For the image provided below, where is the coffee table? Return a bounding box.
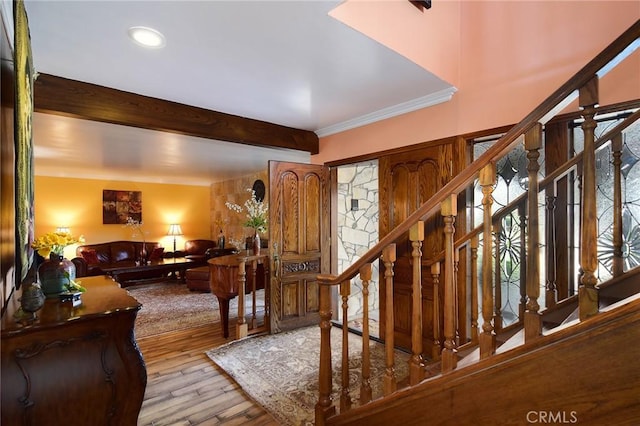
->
[102,257,200,286]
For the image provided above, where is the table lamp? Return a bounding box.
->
[167,224,183,253]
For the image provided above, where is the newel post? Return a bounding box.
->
[409,221,425,385]
[441,194,458,372]
[315,275,336,425]
[479,163,497,359]
[578,76,600,320]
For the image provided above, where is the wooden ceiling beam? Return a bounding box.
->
[33,73,319,154]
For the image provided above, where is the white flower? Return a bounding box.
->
[226,188,268,233]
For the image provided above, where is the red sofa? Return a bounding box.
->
[72,240,163,278]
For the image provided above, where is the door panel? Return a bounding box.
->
[379,143,455,351]
[269,161,330,333]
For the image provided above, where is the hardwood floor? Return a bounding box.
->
[136,322,279,425]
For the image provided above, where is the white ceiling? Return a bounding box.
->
[24,0,454,185]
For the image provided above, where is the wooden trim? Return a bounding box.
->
[33,73,319,154]
[324,135,458,168]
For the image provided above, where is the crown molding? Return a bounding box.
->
[315,86,457,138]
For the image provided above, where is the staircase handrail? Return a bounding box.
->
[320,19,640,286]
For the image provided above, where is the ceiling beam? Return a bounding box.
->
[33,73,319,154]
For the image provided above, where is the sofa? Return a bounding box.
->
[72,239,235,286]
[72,240,164,280]
[181,239,218,263]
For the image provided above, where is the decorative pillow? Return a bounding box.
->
[80,249,100,265]
[149,247,165,261]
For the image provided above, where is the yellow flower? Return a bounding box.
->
[31,231,85,258]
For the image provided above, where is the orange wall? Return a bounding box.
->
[34,176,211,258]
[316,1,640,165]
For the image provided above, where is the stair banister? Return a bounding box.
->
[320,20,640,289]
[315,19,639,426]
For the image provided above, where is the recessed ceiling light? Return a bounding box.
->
[127,26,166,49]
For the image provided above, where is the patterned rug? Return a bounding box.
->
[206,325,410,425]
[128,282,220,338]
[129,281,266,338]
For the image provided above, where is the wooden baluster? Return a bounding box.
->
[518,204,528,320]
[525,123,542,341]
[493,219,503,333]
[453,247,461,347]
[479,164,497,359]
[359,264,373,405]
[470,236,479,344]
[441,194,458,373]
[409,221,425,385]
[382,244,397,395]
[315,277,336,425]
[612,133,624,277]
[237,258,248,339]
[579,77,600,320]
[545,191,558,308]
[339,281,352,412]
[431,262,441,360]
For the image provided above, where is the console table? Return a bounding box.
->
[208,253,270,339]
[1,276,146,425]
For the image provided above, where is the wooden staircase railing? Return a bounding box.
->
[315,19,640,425]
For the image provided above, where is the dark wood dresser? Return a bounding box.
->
[1,275,147,425]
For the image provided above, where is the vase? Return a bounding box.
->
[20,282,46,318]
[217,229,226,249]
[38,253,76,298]
[140,242,148,265]
[252,232,260,255]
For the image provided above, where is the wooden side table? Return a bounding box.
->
[208,253,270,339]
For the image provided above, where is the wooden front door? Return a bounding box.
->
[379,139,463,353]
[268,161,330,333]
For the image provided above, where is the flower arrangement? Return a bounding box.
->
[31,230,85,258]
[225,188,268,233]
[64,271,86,293]
[124,216,146,239]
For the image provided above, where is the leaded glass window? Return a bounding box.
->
[571,110,640,282]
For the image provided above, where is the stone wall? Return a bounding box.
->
[336,160,379,322]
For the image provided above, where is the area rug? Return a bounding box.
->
[128,282,221,338]
[206,325,410,425]
[129,282,266,338]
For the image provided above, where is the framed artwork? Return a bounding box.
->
[103,190,142,224]
[14,0,35,285]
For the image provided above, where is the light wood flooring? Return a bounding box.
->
[136,322,279,426]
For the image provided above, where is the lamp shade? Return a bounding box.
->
[167,224,183,236]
